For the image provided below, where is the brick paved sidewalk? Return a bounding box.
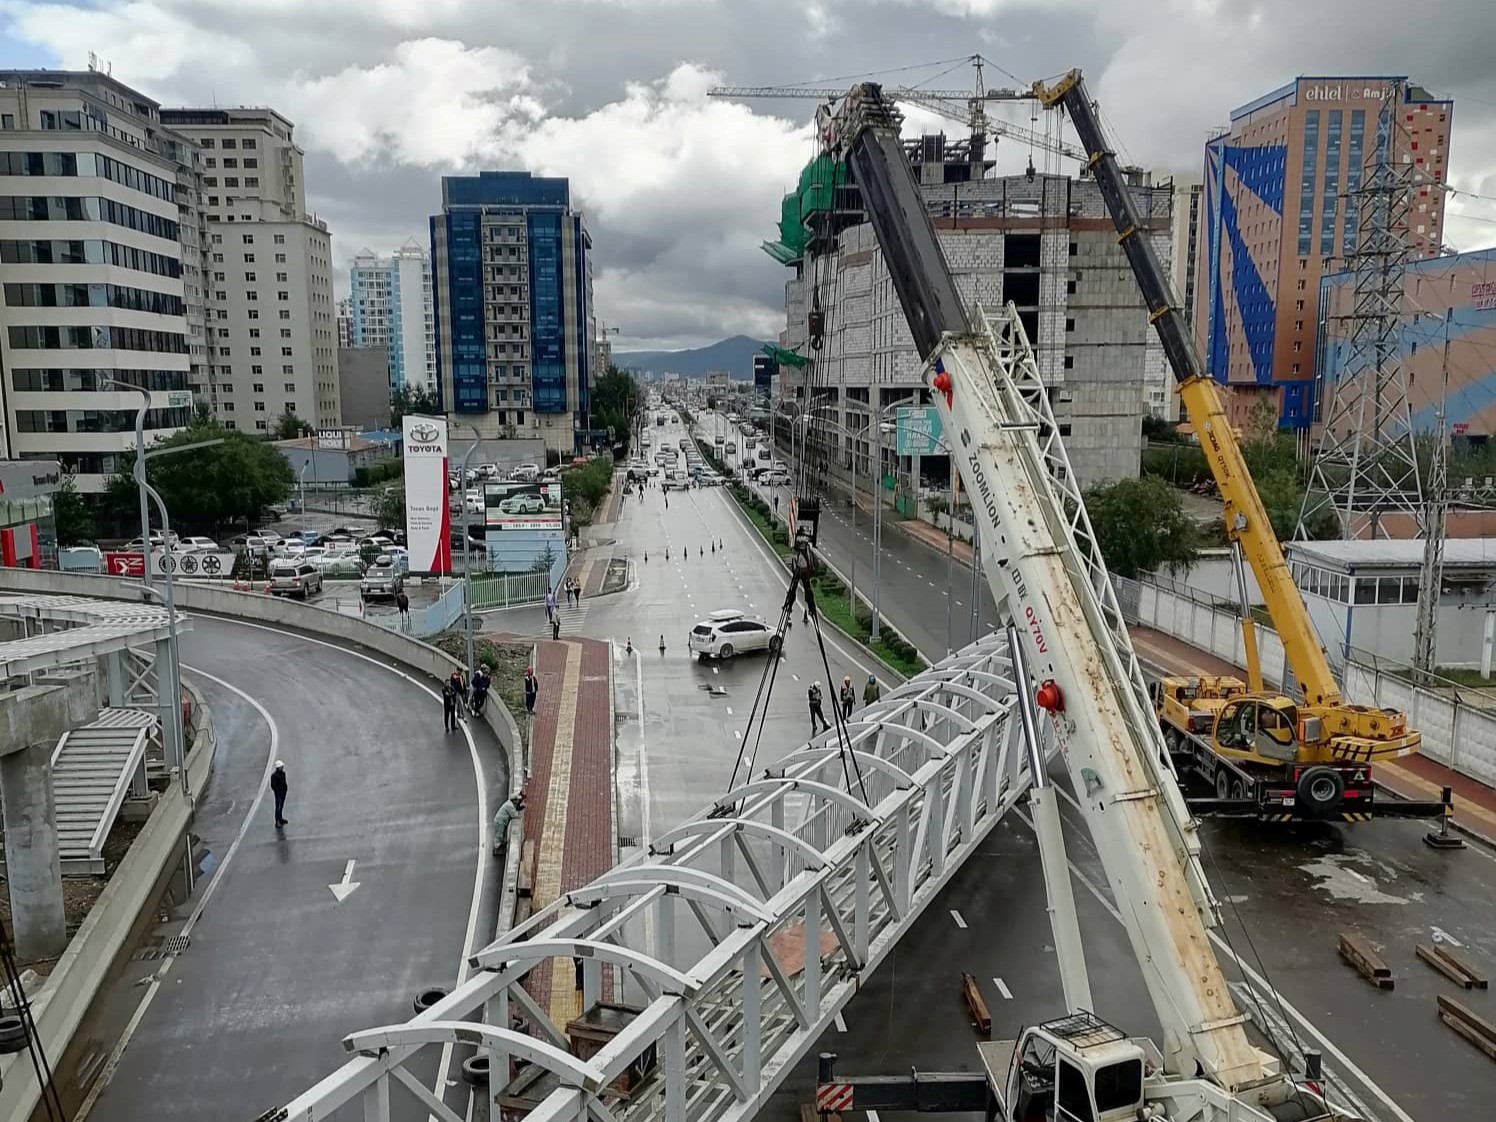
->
[1132,625,1496,844]
[516,636,615,1026]
[895,512,976,567]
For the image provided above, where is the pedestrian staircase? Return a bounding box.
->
[50,708,155,874]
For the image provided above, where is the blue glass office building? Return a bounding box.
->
[430,171,595,452]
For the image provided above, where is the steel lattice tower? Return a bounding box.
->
[1299,87,1424,541]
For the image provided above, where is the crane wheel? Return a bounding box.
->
[1296,766,1346,814]
[1214,768,1232,800]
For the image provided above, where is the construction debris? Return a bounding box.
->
[1337,932,1394,990]
[962,972,992,1036]
[1416,944,1489,989]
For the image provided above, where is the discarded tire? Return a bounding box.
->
[413,987,449,1014]
[1296,766,1345,814]
[0,1014,28,1053]
[462,1054,491,1086]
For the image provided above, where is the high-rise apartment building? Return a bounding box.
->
[0,69,195,489]
[336,296,352,348]
[348,240,435,392]
[776,138,1172,486]
[1194,76,1453,431]
[158,106,340,432]
[430,171,595,452]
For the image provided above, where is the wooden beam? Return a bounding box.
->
[1338,932,1393,990]
[961,972,991,1037]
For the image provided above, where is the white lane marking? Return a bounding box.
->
[329,858,361,903]
[713,666,719,675]
[833,1012,847,1033]
[1431,925,1463,947]
[950,909,967,929]
[867,1112,882,1122]
[76,663,279,1121]
[792,673,800,682]
[725,707,733,715]
[734,730,742,740]
[1018,801,1415,1122]
[183,617,489,1113]
[993,976,1013,1000]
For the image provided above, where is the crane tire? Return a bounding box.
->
[1214,768,1231,800]
[1296,766,1346,814]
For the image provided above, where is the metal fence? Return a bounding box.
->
[468,570,549,612]
[367,579,467,639]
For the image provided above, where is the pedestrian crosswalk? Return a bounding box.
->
[541,602,590,636]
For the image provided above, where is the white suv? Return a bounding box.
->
[688,610,781,660]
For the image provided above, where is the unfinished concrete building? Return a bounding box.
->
[771,134,1173,490]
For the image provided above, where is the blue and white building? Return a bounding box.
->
[348,240,434,393]
[430,171,595,454]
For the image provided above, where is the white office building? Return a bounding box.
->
[0,69,195,490]
[349,240,435,393]
[158,105,340,431]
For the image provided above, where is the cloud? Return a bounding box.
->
[3,0,1495,350]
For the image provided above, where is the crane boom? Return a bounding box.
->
[1033,70,1343,709]
[820,82,1269,1095]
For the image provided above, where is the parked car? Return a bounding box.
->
[312,550,363,577]
[58,545,104,573]
[688,610,780,660]
[499,492,546,515]
[510,463,540,482]
[268,558,324,599]
[360,557,404,601]
[124,531,179,552]
[177,536,220,553]
[663,471,692,492]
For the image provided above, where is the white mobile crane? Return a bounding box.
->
[801,78,1346,1122]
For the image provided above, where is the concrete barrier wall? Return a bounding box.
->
[0,680,218,1121]
[1134,578,1496,788]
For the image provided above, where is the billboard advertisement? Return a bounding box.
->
[483,481,564,532]
[402,415,451,574]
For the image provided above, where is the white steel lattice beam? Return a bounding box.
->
[256,632,1033,1122]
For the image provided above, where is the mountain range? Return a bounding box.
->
[613,334,769,379]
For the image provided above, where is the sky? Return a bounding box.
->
[3,0,1495,351]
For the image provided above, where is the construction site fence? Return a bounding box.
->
[1111,571,1496,789]
[467,570,549,612]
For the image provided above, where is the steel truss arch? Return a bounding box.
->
[256,631,1034,1122]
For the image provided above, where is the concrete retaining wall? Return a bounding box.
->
[0,680,218,1121]
[1132,578,1496,789]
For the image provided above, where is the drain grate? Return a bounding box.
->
[617,835,639,849]
[136,934,191,961]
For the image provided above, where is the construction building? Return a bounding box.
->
[348,240,435,393]
[773,135,1172,488]
[158,105,341,431]
[430,171,596,453]
[1195,76,1453,431]
[0,69,196,490]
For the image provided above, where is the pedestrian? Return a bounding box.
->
[270,760,289,828]
[552,614,561,641]
[574,579,583,606]
[450,668,469,716]
[396,589,411,629]
[807,682,830,736]
[524,666,538,719]
[492,791,525,858]
[442,678,458,732]
[545,584,558,622]
[863,673,881,707]
[471,664,491,716]
[839,675,855,722]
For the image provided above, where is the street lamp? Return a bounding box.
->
[447,421,483,679]
[298,461,311,537]
[869,394,917,642]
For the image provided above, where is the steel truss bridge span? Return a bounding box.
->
[264,632,1036,1122]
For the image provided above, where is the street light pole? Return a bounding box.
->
[103,378,156,588]
[299,461,311,537]
[456,431,481,677]
[871,401,883,642]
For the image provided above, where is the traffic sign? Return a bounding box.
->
[103,551,145,577]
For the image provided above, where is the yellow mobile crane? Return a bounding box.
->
[1034,70,1450,824]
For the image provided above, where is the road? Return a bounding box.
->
[684,411,1496,1121]
[80,616,506,1121]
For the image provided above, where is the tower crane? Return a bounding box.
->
[707,78,1086,165]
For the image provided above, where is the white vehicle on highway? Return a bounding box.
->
[688,610,781,661]
[763,469,791,486]
[662,470,692,492]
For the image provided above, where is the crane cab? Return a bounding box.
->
[984,1013,1148,1122]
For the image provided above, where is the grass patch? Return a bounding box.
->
[722,479,925,678]
[434,634,533,729]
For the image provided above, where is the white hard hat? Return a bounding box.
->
[274,760,285,769]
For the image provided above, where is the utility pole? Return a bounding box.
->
[1412,309,1453,678]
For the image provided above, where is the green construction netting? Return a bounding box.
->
[771,154,847,263]
[763,345,808,369]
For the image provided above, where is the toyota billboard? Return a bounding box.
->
[483,481,563,532]
[402,415,451,574]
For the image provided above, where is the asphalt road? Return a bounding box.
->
[685,412,1496,1121]
[81,616,506,1121]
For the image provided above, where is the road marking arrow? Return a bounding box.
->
[329,859,361,904]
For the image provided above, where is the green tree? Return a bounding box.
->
[1085,475,1200,580]
[591,366,641,453]
[372,482,405,530]
[51,465,95,546]
[1141,414,1182,444]
[530,541,558,575]
[389,384,441,428]
[105,418,294,532]
[193,400,215,426]
[273,406,313,441]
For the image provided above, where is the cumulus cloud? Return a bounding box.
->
[3,0,1495,349]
